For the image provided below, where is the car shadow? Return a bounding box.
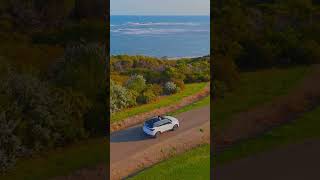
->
[110,125,153,143]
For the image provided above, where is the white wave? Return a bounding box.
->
[111,28,208,35]
[126,22,200,26]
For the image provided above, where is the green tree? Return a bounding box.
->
[125,74,146,93]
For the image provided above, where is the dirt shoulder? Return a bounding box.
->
[111,84,210,132]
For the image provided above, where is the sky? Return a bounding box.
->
[110,0,210,16]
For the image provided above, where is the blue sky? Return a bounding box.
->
[111,0,210,15]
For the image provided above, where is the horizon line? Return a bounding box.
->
[110,14,210,16]
[110,12,210,16]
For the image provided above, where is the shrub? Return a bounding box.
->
[171,79,185,90]
[125,74,146,93]
[164,81,180,95]
[0,70,90,172]
[137,89,157,104]
[110,80,136,113]
[148,84,163,96]
[136,84,163,104]
[110,73,129,85]
[48,43,107,135]
[0,106,21,173]
[164,66,185,82]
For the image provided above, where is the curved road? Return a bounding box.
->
[110,106,210,179]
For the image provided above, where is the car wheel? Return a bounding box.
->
[172,124,178,131]
[154,132,160,138]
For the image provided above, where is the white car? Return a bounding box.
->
[143,116,179,138]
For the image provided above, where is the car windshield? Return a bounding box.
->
[145,117,161,128]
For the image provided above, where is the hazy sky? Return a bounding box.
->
[111,0,210,15]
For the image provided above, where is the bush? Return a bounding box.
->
[110,73,129,85]
[0,70,90,172]
[0,106,21,173]
[171,79,185,90]
[48,43,107,135]
[164,81,180,95]
[125,74,146,93]
[164,66,185,82]
[148,84,163,96]
[110,80,136,113]
[137,89,157,104]
[136,84,163,104]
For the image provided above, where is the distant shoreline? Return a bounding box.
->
[110,54,209,60]
[166,56,201,60]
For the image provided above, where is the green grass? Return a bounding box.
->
[0,138,108,180]
[111,83,208,123]
[130,144,210,180]
[216,105,320,164]
[169,95,210,115]
[213,66,309,129]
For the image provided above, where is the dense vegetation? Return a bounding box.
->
[110,55,210,113]
[0,0,106,173]
[111,83,208,123]
[213,0,320,97]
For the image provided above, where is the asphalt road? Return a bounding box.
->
[110,106,210,178]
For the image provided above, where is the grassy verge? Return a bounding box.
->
[169,95,210,115]
[111,83,208,123]
[129,144,210,180]
[213,66,309,129]
[217,105,320,164]
[0,138,107,180]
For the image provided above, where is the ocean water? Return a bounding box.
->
[110,16,210,58]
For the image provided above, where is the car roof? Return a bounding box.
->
[146,116,176,123]
[146,116,161,123]
[163,116,176,120]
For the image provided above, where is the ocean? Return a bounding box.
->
[110,16,210,58]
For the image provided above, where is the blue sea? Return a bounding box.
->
[110,16,210,58]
